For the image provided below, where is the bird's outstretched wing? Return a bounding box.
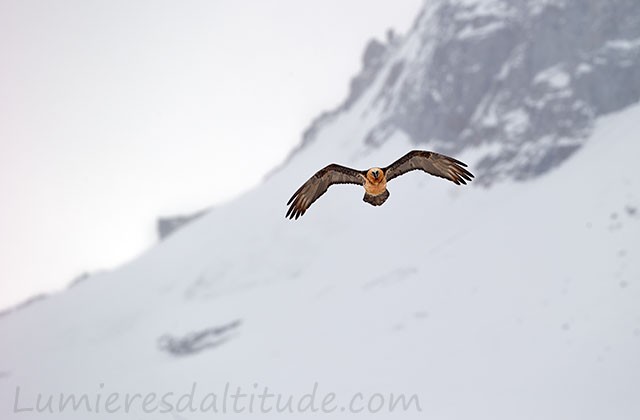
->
[286,164,365,219]
[383,150,474,185]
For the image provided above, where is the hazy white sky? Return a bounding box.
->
[0,0,423,310]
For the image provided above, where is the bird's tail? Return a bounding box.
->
[363,190,389,206]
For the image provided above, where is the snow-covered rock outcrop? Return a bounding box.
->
[290,0,640,184]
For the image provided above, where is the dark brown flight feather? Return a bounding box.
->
[286,164,365,220]
[383,150,474,185]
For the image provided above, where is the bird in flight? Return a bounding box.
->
[286,150,473,219]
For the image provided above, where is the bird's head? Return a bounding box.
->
[367,167,383,183]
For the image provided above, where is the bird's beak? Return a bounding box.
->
[372,171,379,179]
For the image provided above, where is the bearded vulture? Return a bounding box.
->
[285,150,473,220]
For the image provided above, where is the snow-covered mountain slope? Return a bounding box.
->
[1,103,639,420]
[2,0,640,419]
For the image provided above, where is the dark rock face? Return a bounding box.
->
[302,0,640,184]
[157,209,208,240]
[157,319,242,356]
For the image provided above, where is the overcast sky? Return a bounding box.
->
[0,0,423,311]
